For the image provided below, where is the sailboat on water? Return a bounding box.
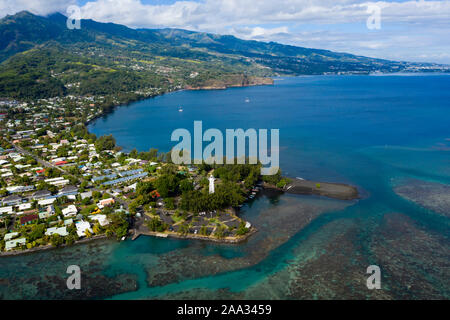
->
[245,97,250,103]
[178,106,183,112]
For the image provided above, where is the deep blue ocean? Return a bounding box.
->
[1,75,449,299]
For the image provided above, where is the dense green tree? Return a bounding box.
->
[95,135,116,152]
[146,218,168,232]
[179,179,194,193]
[155,174,179,198]
[105,212,129,239]
[27,224,45,242]
[50,234,64,247]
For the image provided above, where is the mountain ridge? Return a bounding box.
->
[0,11,448,99]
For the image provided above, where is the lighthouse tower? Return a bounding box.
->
[208,175,215,194]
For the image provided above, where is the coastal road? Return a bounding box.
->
[9,140,68,174]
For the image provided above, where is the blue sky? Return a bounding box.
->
[1,0,449,63]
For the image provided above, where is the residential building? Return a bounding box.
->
[38,198,56,206]
[19,214,38,225]
[90,214,109,226]
[32,189,52,200]
[76,220,93,237]
[0,206,13,215]
[4,232,19,241]
[2,194,22,206]
[45,227,68,237]
[99,198,115,208]
[58,185,78,197]
[62,205,77,217]
[80,191,92,200]
[17,203,32,211]
[5,238,26,251]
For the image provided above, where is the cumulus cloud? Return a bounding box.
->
[73,0,450,28]
[230,26,291,41]
[0,0,449,63]
[0,0,76,17]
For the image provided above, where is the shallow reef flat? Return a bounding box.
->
[157,212,449,300]
[241,217,391,300]
[394,179,450,217]
[0,239,138,300]
[145,193,352,288]
[370,213,450,299]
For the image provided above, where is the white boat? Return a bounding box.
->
[121,236,126,241]
[245,98,250,103]
[296,177,305,180]
[178,106,183,112]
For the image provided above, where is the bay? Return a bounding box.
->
[1,75,449,299]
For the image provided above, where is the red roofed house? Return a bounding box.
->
[54,161,68,166]
[20,214,38,225]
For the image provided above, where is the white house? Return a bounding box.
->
[0,206,13,215]
[80,191,92,200]
[90,214,109,227]
[5,238,26,251]
[38,198,56,206]
[45,227,68,237]
[17,203,32,211]
[62,205,77,217]
[4,232,19,241]
[76,221,93,237]
[39,211,51,219]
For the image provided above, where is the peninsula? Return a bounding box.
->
[265,179,359,200]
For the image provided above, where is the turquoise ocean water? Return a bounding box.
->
[1,75,449,299]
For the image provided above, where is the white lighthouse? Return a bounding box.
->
[208,175,215,194]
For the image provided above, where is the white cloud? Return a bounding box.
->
[0,0,76,17]
[231,26,290,41]
[73,0,450,28]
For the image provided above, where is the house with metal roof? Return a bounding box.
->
[58,185,78,197]
[32,189,52,200]
[2,194,22,206]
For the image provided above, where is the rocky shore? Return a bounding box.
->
[131,227,257,244]
[264,179,359,200]
[185,75,274,90]
[0,234,108,257]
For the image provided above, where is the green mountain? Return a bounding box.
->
[0,11,446,99]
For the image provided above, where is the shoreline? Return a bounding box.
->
[131,227,257,244]
[0,234,109,258]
